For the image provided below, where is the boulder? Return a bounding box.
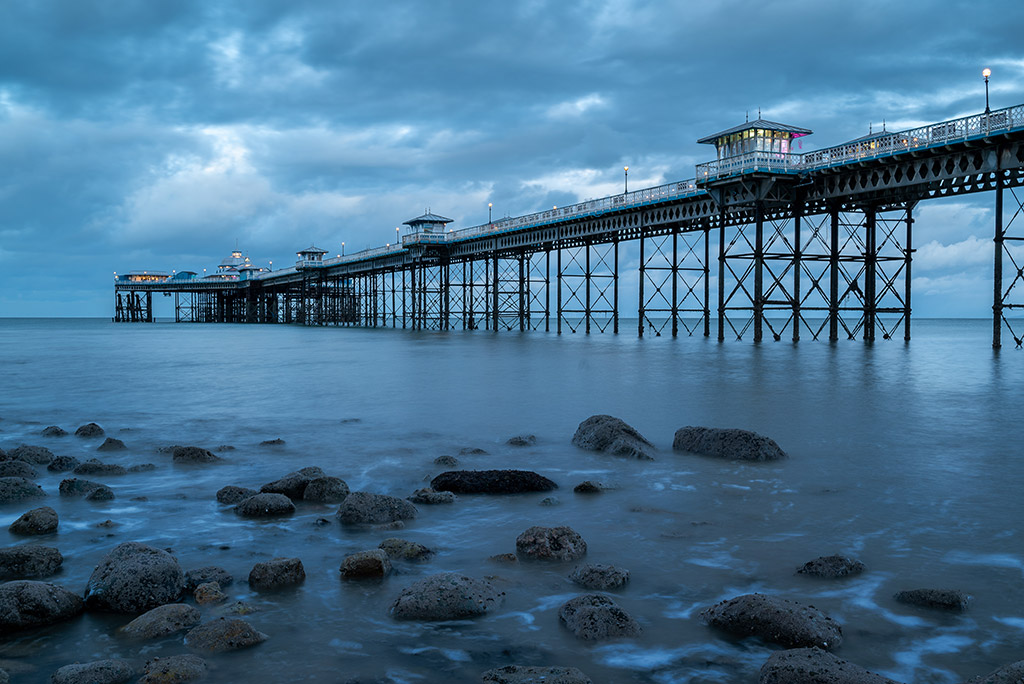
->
[75,423,105,437]
[118,603,201,639]
[128,463,156,473]
[516,526,587,561]
[74,459,127,476]
[184,617,267,653]
[540,496,560,506]
[41,426,68,437]
[893,588,969,612]
[673,426,787,461]
[303,476,350,503]
[84,542,185,613]
[9,445,55,464]
[47,455,80,473]
[259,438,285,446]
[0,580,84,633]
[489,553,518,564]
[341,550,392,579]
[97,438,127,452]
[194,581,227,605]
[59,478,104,496]
[430,470,557,494]
[558,594,642,641]
[378,538,434,562]
[433,455,458,467]
[482,665,593,684]
[234,493,295,517]
[569,564,630,590]
[965,660,1024,684]
[171,446,221,464]
[797,556,866,578]
[86,485,115,502]
[216,485,257,504]
[506,435,537,447]
[51,659,134,684]
[336,492,418,525]
[0,461,37,479]
[0,477,45,504]
[408,487,455,504]
[759,647,902,684]
[0,546,62,579]
[248,557,305,591]
[571,415,654,460]
[389,573,503,621]
[8,506,58,535]
[137,655,207,684]
[260,467,325,499]
[184,566,232,591]
[701,593,842,650]
[573,481,605,494]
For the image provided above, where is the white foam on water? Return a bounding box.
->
[887,632,973,683]
[493,611,537,628]
[993,616,1024,630]
[719,483,751,491]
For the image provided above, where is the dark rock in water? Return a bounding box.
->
[248,557,305,590]
[9,445,54,465]
[569,563,630,590]
[59,478,103,496]
[389,572,503,620]
[9,506,58,535]
[336,491,418,525]
[571,415,654,460]
[433,455,458,467]
[75,423,105,438]
[0,546,63,579]
[84,542,185,614]
[379,538,434,562]
[41,426,68,437]
[506,435,537,447]
[0,461,37,479]
[0,477,45,503]
[97,438,127,452]
[797,555,866,578]
[430,470,557,494]
[540,496,560,506]
[259,438,285,446]
[185,566,233,591]
[459,447,488,456]
[673,426,787,461]
[489,553,518,564]
[759,647,902,684]
[86,485,115,501]
[234,493,295,517]
[47,455,80,473]
[137,654,207,684]
[261,466,325,499]
[482,665,593,684]
[171,446,221,464]
[965,660,1024,684]
[408,487,455,504]
[341,550,392,579]
[304,476,350,503]
[214,445,235,452]
[184,617,267,652]
[155,445,180,454]
[74,459,127,476]
[559,594,642,641]
[119,603,201,639]
[51,659,134,684]
[573,480,605,494]
[194,581,226,605]
[516,526,587,561]
[216,485,257,505]
[0,580,84,633]
[701,593,842,650]
[893,588,969,612]
[127,463,156,473]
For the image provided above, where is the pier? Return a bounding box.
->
[115,103,1024,347]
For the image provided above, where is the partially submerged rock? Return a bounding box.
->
[41,426,68,437]
[75,423,105,437]
[378,538,434,562]
[47,455,80,473]
[234,493,295,517]
[506,435,537,447]
[0,580,84,633]
[673,426,787,461]
[84,542,185,614]
[482,665,593,684]
[701,593,842,650]
[97,438,127,452]
[86,485,115,501]
[893,588,969,612]
[303,476,350,503]
[51,659,134,684]
[433,455,458,467]
[0,546,63,579]
[59,478,104,497]
[8,506,58,535]
[248,557,305,591]
[119,603,201,639]
[261,466,325,499]
[430,470,557,494]
[558,594,642,641]
[9,445,55,464]
[184,617,267,653]
[0,477,45,504]
[184,566,233,591]
[573,481,605,494]
[965,660,1024,684]
[216,485,257,505]
[171,446,221,464]
[797,555,866,578]
[336,491,417,525]
[0,461,37,479]
[408,487,455,504]
[569,563,630,590]
[74,459,127,476]
[759,647,902,684]
[341,550,392,579]
[259,438,285,446]
[194,581,227,605]
[516,526,587,562]
[137,655,207,684]
[571,415,654,460]
[390,572,503,621]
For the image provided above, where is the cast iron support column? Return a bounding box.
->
[492,251,499,332]
[864,206,877,342]
[556,247,562,335]
[613,237,619,334]
[905,206,914,342]
[519,252,526,332]
[994,178,1004,349]
[753,201,764,343]
[829,207,840,342]
[545,248,551,333]
[671,228,679,337]
[793,202,802,342]
[410,263,417,330]
[585,241,592,335]
[717,207,726,342]
[392,269,397,328]
[703,223,711,337]
[638,227,645,337]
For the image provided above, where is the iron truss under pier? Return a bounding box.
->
[116,104,1024,348]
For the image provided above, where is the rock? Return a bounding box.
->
[47,455,80,472]
[303,476,350,503]
[137,655,208,684]
[51,659,134,684]
[0,477,45,503]
[41,426,68,437]
[86,485,115,501]
[893,588,969,612]
[759,647,902,684]
[336,492,418,525]
[248,557,305,590]
[540,496,560,506]
[433,455,458,467]
[482,665,593,684]
[573,481,605,494]
[389,573,503,620]
[408,487,455,504]
[84,542,185,614]
[128,463,156,473]
[506,435,537,447]
[74,459,127,476]
[0,580,84,633]
[216,485,257,504]
[184,566,233,591]
[569,563,630,590]
[59,478,104,496]
[119,603,201,639]
[194,581,227,604]
[341,550,392,579]
[97,519,116,528]
[571,415,654,460]
[430,470,557,494]
[0,461,37,479]
[260,466,325,499]
[378,538,434,562]
[234,493,295,517]
[0,546,62,579]
[8,445,54,465]
[222,601,259,616]
[184,617,267,653]
[797,555,866,578]
[8,506,58,535]
[171,446,221,464]
[516,526,587,561]
[75,423,105,437]
[558,594,642,641]
[459,447,488,455]
[673,426,787,461]
[214,445,235,452]
[259,438,285,446]
[489,553,518,564]
[966,660,1024,684]
[97,438,127,452]
[701,593,842,650]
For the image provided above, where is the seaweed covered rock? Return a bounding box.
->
[8,506,58,535]
[0,546,63,579]
[336,492,417,525]
[379,538,434,562]
[248,557,304,591]
[216,485,257,505]
[516,526,587,562]
[701,593,842,650]
[47,456,80,473]
[0,461,37,479]
[0,477,45,504]
[184,618,267,653]
[171,446,221,464]
[137,655,207,684]
[51,659,134,684]
[571,415,654,460]
[340,550,391,579]
[303,476,350,503]
[797,555,865,578]
[569,563,630,590]
[74,459,127,476]
[482,666,593,684]
[9,445,54,465]
[0,580,84,633]
[59,478,104,497]
[84,542,185,614]
[119,603,201,639]
[759,647,902,684]
[408,487,455,504]
[261,467,325,499]
[673,426,787,461]
[430,470,557,494]
[234,493,295,517]
[893,588,969,612]
[558,594,642,641]
[184,566,233,591]
[390,573,503,621]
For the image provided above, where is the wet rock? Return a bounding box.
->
[97,438,127,452]
[194,581,227,604]
[573,481,605,494]
[482,665,593,684]
[119,603,201,639]
[389,572,503,620]
[84,542,185,614]
[540,496,560,506]
[128,463,156,473]
[378,538,434,562]
[234,493,295,517]
[222,600,259,616]
[214,445,235,452]
[506,435,537,447]
[8,445,54,465]
[558,594,642,641]
[185,566,233,591]
[516,526,587,561]
[336,491,418,525]
[0,477,45,503]
[701,593,842,650]
[0,461,37,479]
[0,546,62,579]
[893,588,969,612]
[261,466,325,499]
[965,660,1024,684]
[759,647,902,684]
[259,438,285,446]
[572,415,654,460]
[341,550,392,579]
[8,506,58,535]
[171,446,221,464]
[797,555,866,578]
[248,557,305,590]
[75,423,105,437]
[434,455,458,467]
[59,478,103,496]
[74,459,127,476]
[569,563,630,590]
[408,487,455,504]
[673,426,788,461]
[303,476,350,503]
[96,519,116,528]
[86,485,115,501]
[46,455,80,473]
[216,485,256,505]
[41,426,68,437]
[137,654,207,684]
[51,659,134,684]
[489,553,518,564]
[430,470,557,494]
[0,580,84,633]
[459,447,488,455]
[184,617,267,653]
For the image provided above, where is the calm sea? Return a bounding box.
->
[0,317,1021,683]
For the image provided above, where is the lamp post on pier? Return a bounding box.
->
[488,202,493,224]
[624,166,629,194]
[983,68,991,114]
[342,242,345,256]
[396,227,400,245]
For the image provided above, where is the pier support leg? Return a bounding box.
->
[793,204,802,342]
[829,207,840,342]
[638,227,645,337]
[718,209,726,342]
[905,207,913,342]
[864,206,877,342]
[671,228,679,337]
[994,179,1004,349]
[753,201,764,343]
[556,247,562,335]
[704,224,711,337]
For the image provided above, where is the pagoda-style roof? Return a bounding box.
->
[403,212,453,226]
[698,119,813,145]
[843,126,893,145]
[297,245,329,255]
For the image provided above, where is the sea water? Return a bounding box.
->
[0,318,1021,683]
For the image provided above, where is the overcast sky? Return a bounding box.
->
[2,0,1023,318]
